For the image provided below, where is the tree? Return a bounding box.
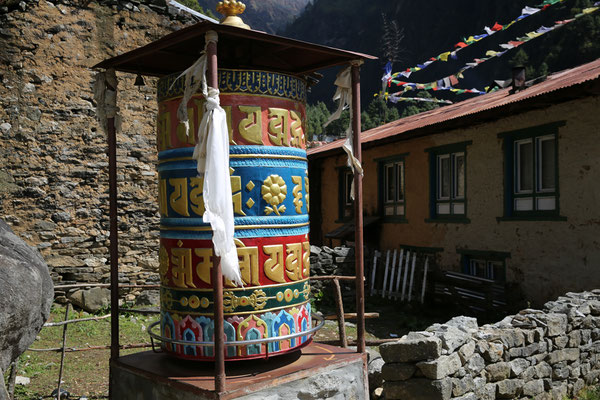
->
[362,96,400,131]
[381,13,404,64]
[509,49,535,79]
[305,102,331,141]
[176,0,216,18]
[398,91,439,118]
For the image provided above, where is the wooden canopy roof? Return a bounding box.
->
[94,21,377,77]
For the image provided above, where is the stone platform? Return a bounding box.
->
[110,342,367,400]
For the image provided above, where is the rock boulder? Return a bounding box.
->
[0,220,53,399]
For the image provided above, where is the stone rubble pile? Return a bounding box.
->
[380,290,600,400]
[310,244,356,301]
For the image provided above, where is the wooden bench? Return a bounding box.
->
[433,270,509,316]
[368,245,443,304]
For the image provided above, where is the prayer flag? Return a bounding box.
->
[522,6,540,15]
[438,52,451,61]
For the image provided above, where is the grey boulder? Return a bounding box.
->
[0,220,53,399]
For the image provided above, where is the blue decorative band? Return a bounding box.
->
[158,157,310,218]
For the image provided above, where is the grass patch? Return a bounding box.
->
[571,387,600,400]
[7,304,156,399]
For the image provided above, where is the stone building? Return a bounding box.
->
[308,59,600,306]
[0,0,204,302]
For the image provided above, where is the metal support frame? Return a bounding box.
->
[103,43,367,400]
[351,62,366,355]
[206,37,226,394]
[107,72,119,399]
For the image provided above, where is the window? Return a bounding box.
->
[458,249,510,282]
[338,168,353,220]
[382,159,405,218]
[499,122,565,220]
[514,135,555,211]
[426,141,471,222]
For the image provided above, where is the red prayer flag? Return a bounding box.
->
[429,57,436,61]
[454,42,468,48]
[492,22,503,31]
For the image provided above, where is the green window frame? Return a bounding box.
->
[425,141,471,223]
[376,154,407,221]
[458,249,510,282]
[337,167,353,221]
[498,121,566,221]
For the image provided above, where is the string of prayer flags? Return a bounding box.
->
[387,5,599,97]
[388,93,453,105]
[388,0,567,81]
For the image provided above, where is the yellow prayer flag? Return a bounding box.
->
[485,50,498,57]
[438,52,451,62]
[583,7,599,14]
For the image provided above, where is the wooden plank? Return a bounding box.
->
[370,250,380,296]
[394,249,405,300]
[381,250,391,298]
[407,252,417,301]
[420,256,429,304]
[324,312,380,320]
[401,250,411,301]
[332,278,347,348]
[387,249,398,299]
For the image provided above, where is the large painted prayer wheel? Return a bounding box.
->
[156,69,311,361]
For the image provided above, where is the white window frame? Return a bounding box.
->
[513,134,556,213]
[383,160,405,217]
[435,151,465,215]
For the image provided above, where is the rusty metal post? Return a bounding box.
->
[107,111,119,363]
[351,62,365,355]
[206,34,226,394]
[332,278,347,348]
[57,303,71,400]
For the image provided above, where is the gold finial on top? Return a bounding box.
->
[216,0,251,30]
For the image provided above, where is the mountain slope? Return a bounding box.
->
[196,0,310,33]
[282,0,600,107]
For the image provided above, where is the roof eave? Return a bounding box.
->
[308,76,600,160]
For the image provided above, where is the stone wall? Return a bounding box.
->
[309,244,356,303]
[379,290,600,400]
[0,0,199,302]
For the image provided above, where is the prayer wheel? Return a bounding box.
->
[156,69,311,360]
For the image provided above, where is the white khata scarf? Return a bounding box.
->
[323,66,363,200]
[171,30,243,286]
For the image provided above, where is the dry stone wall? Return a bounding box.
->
[0,0,199,302]
[380,290,600,400]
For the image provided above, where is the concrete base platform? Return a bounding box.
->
[110,343,367,400]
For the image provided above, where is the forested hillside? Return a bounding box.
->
[282,0,600,114]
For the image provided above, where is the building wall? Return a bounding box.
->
[0,0,195,302]
[314,95,600,305]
